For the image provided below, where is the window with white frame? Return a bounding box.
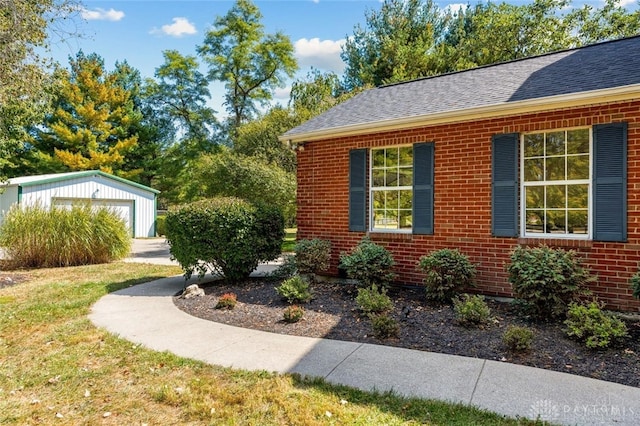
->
[522,128,591,237]
[371,146,413,231]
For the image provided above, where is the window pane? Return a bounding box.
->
[567,155,589,180]
[526,210,544,233]
[372,169,384,187]
[373,149,385,168]
[546,210,566,233]
[373,209,387,228]
[526,186,544,209]
[387,190,399,209]
[399,168,412,186]
[399,211,412,229]
[399,190,412,209]
[567,129,589,154]
[399,146,412,166]
[373,191,385,210]
[567,184,588,209]
[545,157,565,181]
[385,169,398,186]
[568,210,588,234]
[386,148,398,167]
[385,209,398,228]
[546,185,566,209]
[524,134,544,157]
[546,131,565,156]
[524,158,544,181]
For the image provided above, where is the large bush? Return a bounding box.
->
[507,246,592,319]
[339,238,396,287]
[165,197,284,282]
[0,203,130,267]
[418,248,476,302]
[294,238,331,275]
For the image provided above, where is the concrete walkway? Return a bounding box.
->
[90,239,640,425]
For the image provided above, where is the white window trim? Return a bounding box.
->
[520,127,593,239]
[369,145,413,234]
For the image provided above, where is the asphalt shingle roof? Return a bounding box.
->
[283,36,640,139]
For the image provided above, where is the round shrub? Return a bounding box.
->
[165,197,284,282]
[283,305,304,323]
[356,284,393,315]
[215,293,237,310]
[276,275,312,304]
[506,245,592,319]
[0,203,130,268]
[370,314,399,339]
[453,294,492,327]
[564,301,628,349]
[503,325,534,352]
[339,238,396,287]
[294,238,331,275]
[418,248,476,302]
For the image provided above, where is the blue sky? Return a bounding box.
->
[48,0,637,113]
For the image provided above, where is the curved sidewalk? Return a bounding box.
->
[90,273,640,426]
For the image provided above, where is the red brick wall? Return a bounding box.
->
[296,99,640,311]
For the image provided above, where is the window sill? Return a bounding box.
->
[368,232,414,242]
[517,237,593,249]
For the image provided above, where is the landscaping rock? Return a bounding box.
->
[181,284,205,299]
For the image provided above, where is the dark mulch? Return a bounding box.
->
[173,277,640,389]
[0,271,30,289]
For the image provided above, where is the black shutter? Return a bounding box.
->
[413,142,434,234]
[593,123,627,242]
[492,133,519,237]
[349,149,367,232]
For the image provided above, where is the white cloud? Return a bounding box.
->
[294,38,346,73]
[618,0,637,7]
[151,17,197,37]
[443,3,467,14]
[274,87,292,100]
[81,8,125,22]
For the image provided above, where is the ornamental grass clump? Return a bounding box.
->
[339,238,396,287]
[507,245,592,320]
[564,301,628,349]
[0,203,130,268]
[418,248,476,303]
[165,197,284,282]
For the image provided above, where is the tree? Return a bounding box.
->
[289,68,358,119]
[341,0,445,89]
[198,0,297,134]
[568,0,640,45]
[34,52,139,175]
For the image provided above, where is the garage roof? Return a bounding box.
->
[4,171,160,194]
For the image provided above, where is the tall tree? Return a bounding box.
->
[568,0,640,45]
[34,52,139,175]
[197,0,297,135]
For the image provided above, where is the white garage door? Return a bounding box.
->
[52,198,133,235]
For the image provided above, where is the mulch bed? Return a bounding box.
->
[174,277,640,389]
[0,271,30,289]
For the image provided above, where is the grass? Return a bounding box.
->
[0,262,545,425]
[282,227,297,253]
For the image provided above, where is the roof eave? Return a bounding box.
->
[280,84,640,144]
[7,170,160,194]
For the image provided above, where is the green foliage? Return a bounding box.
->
[370,314,400,339]
[630,272,640,300]
[339,238,396,287]
[418,249,476,303]
[506,246,592,319]
[453,294,492,327]
[268,254,298,281]
[283,305,304,323]
[294,238,331,275]
[216,293,238,310]
[0,203,130,268]
[182,149,296,226]
[275,275,312,304]
[502,326,535,352]
[356,284,393,315]
[564,301,628,349]
[156,215,166,236]
[165,197,284,282]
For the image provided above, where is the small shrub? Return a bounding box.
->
[295,239,331,275]
[283,305,304,323]
[276,275,313,304]
[339,238,396,287]
[165,197,284,282]
[630,272,640,300]
[156,215,166,236]
[370,314,399,339]
[0,203,130,268]
[216,293,237,310]
[453,294,492,327]
[418,249,476,302]
[564,301,628,349]
[503,325,534,352]
[506,245,592,319]
[356,284,393,315]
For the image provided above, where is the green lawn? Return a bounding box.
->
[282,227,297,253]
[0,262,545,425]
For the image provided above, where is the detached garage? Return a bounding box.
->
[0,171,159,238]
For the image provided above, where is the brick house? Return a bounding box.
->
[281,36,640,311]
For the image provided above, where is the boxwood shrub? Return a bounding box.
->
[165,197,284,282]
